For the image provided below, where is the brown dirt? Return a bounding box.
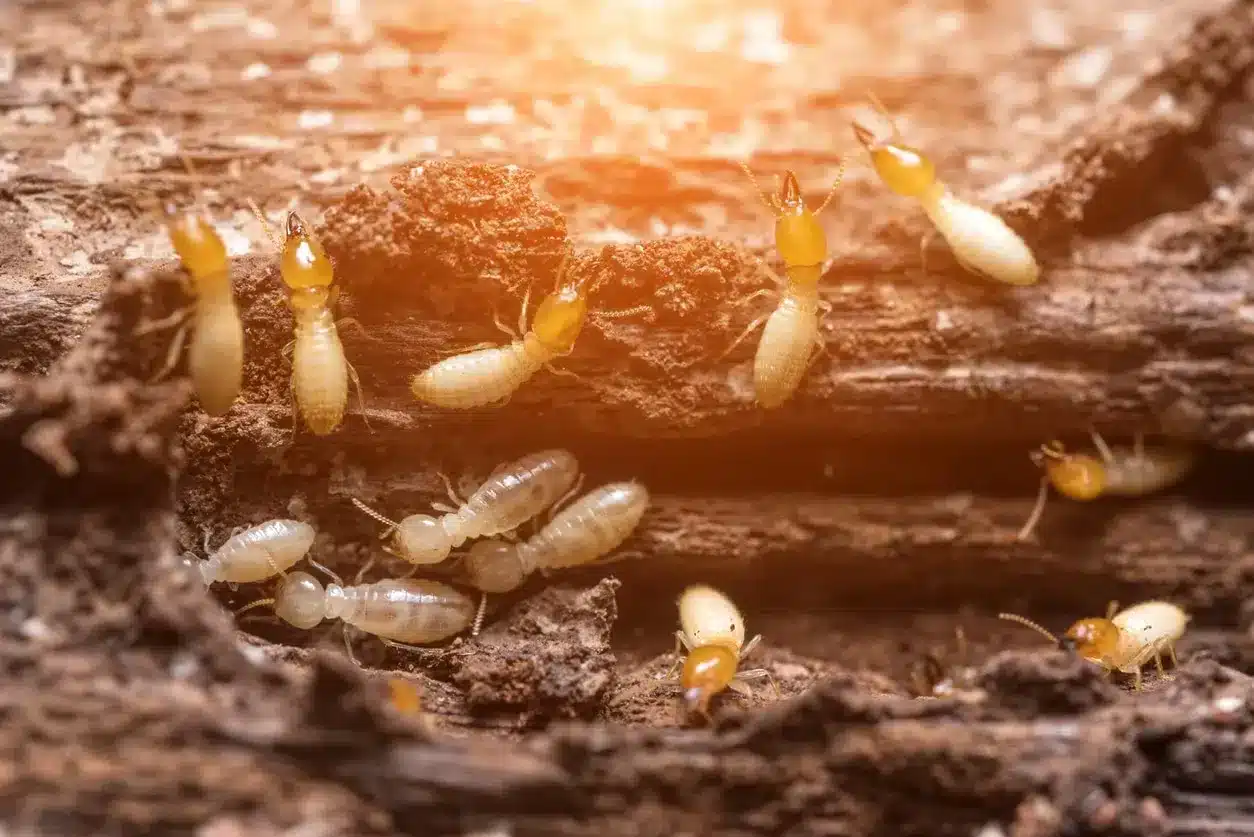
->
[5,0,1254,834]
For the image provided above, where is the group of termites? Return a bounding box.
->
[160,96,1198,720]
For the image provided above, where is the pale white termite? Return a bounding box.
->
[1000,599,1190,689]
[658,585,776,718]
[240,570,480,648]
[462,481,649,595]
[722,163,846,409]
[1017,429,1196,541]
[851,95,1040,286]
[350,449,583,564]
[410,250,587,409]
[145,205,245,416]
[181,519,316,584]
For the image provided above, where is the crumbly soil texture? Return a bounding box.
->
[5,0,1254,835]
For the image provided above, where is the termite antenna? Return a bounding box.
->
[1105,600,1119,620]
[307,557,344,586]
[236,597,276,618]
[1016,476,1050,541]
[998,612,1059,644]
[865,91,904,141]
[738,161,777,213]
[351,498,400,531]
[472,592,488,637]
[813,158,848,217]
[246,198,282,252]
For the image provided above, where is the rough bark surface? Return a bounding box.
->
[5,0,1254,835]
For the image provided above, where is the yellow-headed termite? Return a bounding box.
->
[461,480,649,595]
[350,448,582,565]
[999,599,1190,690]
[1017,429,1195,541]
[277,211,368,435]
[237,566,483,660]
[722,163,846,409]
[143,154,245,416]
[409,249,650,409]
[181,519,316,585]
[658,585,777,719]
[851,95,1040,286]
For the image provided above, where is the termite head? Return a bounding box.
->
[280,211,335,291]
[464,539,528,593]
[272,570,328,629]
[165,206,229,281]
[1061,618,1121,664]
[851,118,937,199]
[394,514,453,564]
[1032,441,1106,501]
[771,171,828,269]
[680,644,739,717]
[532,280,589,355]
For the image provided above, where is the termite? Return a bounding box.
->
[277,211,369,435]
[999,600,1190,690]
[723,162,845,409]
[851,95,1040,286]
[238,568,481,650]
[409,250,650,409]
[909,626,980,699]
[145,185,245,416]
[659,585,776,719]
[350,449,583,565]
[1017,429,1195,541]
[181,519,316,585]
[462,481,649,595]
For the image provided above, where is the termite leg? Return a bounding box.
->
[735,288,775,308]
[148,321,190,384]
[346,359,372,431]
[1131,667,1143,691]
[436,471,467,508]
[307,557,344,586]
[493,309,519,341]
[281,340,295,366]
[1017,476,1051,541]
[545,363,585,382]
[352,554,376,585]
[441,341,496,357]
[735,668,780,698]
[1152,647,1166,677]
[515,286,532,337]
[471,592,488,637]
[341,624,362,668]
[201,527,214,555]
[547,472,586,522]
[1105,600,1119,620]
[919,229,938,277]
[1166,643,1179,667]
[740,633,763,660]
[1088,427,1116,466]
[657,630,691,680]
[136,306,192,337]
[719,312,771,360]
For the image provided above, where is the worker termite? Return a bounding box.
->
[237,567,481,656]
[723,162,845,409]
[350,449,582,565]
[1017,429,1196,541]
[659,585,776,719]
[999,600,1190,690]
[181,519,316,585]
[409,250,650,409]
[461,481,649,597]
[851,95,1040,286]
[142,160,245,416]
